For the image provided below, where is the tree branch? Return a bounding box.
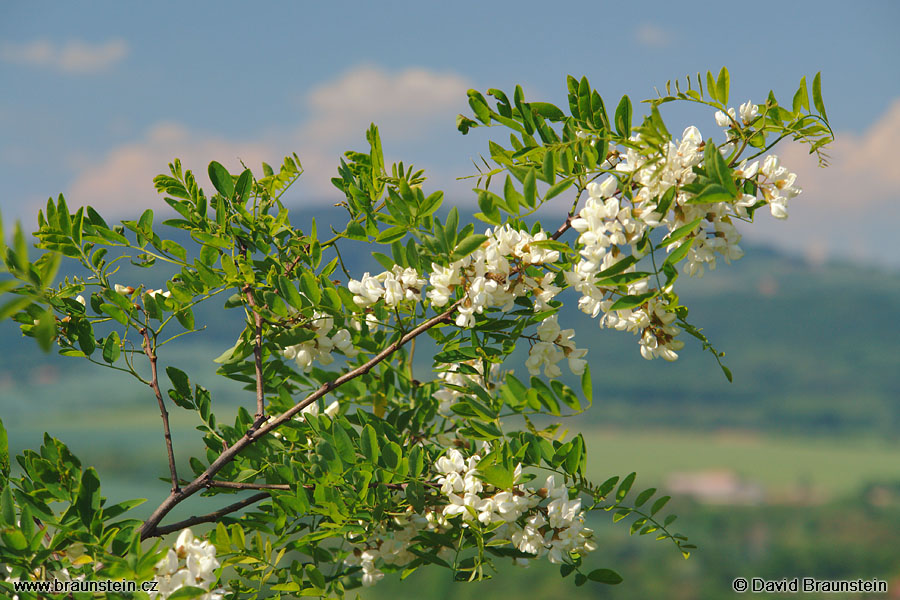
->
[141,328,180,495]
[152,492,270,537]
[207,480,290,491]
[140,302,458,539]
[242,284,266,420]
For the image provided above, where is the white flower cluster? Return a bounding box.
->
[281,312,357,371]
[348,265,427,308]
[715,102,800,221]
[565,159,688,361]
[343,446,596,587]
[113,283,172,299]
[525,315,587,377]
[566,113,801,361]
[151,528,223,600]
[266,399,340,439]
[344,510,452,587]
[435,448,595,564]
[428,224,562,327]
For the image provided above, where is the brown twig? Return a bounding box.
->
[152,492,270,537]
[141,327,180,495]
[140,302,458,539]
[203,479,439,492]
[242,284,266,420]
[551,215,573,240]
[207,480,290,491]
[283,252,305,275]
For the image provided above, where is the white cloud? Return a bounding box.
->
[68,123,276,216]
[302,65,471,143]
[634,23,672,48]
[741,99,900,267]
[0,38,128,74]
[62,65,472,215]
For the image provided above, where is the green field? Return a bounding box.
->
[580,428,900,500]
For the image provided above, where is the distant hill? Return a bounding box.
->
[2,205,899,439]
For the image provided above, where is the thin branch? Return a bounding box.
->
[202,479,438,492]
[140,302,458,539]
[283,251,305,276]
[551,215,573,240]
[207,480,290,491]
[242,284,266,419]
[141,327,180,495]
[152,493,270,537]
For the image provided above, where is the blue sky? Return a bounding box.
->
[2,0,898,267]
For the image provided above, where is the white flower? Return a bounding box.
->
[347,272,384,307]
[75,294,86,306]
[739,100,759,124]
[324,400,340,418]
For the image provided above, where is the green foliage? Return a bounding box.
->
[0,69,831,598]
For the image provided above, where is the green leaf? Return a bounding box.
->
[704,141,738,197]
[706,71,718,102]
[687,183,733,205]
[34,308,57,352]
[0,296,32,322]
[382,442,402,470]
[663,237,694,267]
[332,423,356,465]
[588,568,623,585]
[468,90,492,125]
[208,161,234,198]
[75,467,101,525]
[360,424,379,465]
[531,102,565,120]
[168,587,210,600]
[453,234,487,259]
[300,272,321,305]
[792,76,810,114]
[0,418,8,489]
[812,72,828,120]
[608,291,656,312]
[1,529,27,552]
[542,150,555,184]
[479,464,514,490]
[716,66,730,106]
[100,303,129,325]
[138,208,154,235]
[278,275,306,310]
[650,495,671,516]
[634,487,656,507]
[545,177,574,201]
[661,218,701,246]
[616,472,636,503]
[102,331,121,363]
[166,366,192,397]
[523,169,536,208]
[581,364,592,405]
[234,169,253,205]
[0,484,14,524]
[614,95,632,138]
[376,226,407,244]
